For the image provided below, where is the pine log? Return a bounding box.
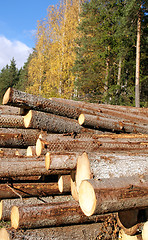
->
[75,152,91,193]
[117,209,139,235]
[78,113,148,134]
[58,175,71,193]
[0,148,26,157]
[24,110,83,133]
[51,97,148,118]
[2,87,85,119]
[0,221,117,240]
[70,171,79,201]
[79,175,148,216]
[0,195,72,221]
[0,105,21,115]
[45,152,80,171]
[0,156,69,178]
[0,114,25,128]
[0,182,60,199]
[0,128,41,147]
[26,146,36,156]
[88,152,148,179]
[11,200,117,229]
[37,137,101,156]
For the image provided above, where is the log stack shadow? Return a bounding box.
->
[0,87,148,239]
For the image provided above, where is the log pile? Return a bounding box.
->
[0,87,148,240]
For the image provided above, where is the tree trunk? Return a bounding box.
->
[0,156,68,178]
[0,195,73,221]
[79,175,148,216]
[2,87,92,119]
[58,175,71,193]
[0,114,24,128]
[45,152,81,171]
[135,7,141,108]
[0,182,60,199]
[0,105,21,115]
[0,221,117,240]
[24,110,82,134]
[78,113,148,134]
[0,148,27,157]
[0,128,41,147]
[11,200,116,229]
[36,136,101,156]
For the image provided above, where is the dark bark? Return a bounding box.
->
[79,113,148,134]
[24,110,82,134]
[2,87,91,119]
[1,195,73,221]
[0,182,60,199]
[11,200,116,229]
[1,221,118,240]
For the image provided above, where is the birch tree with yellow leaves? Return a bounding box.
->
[27,0,83,99]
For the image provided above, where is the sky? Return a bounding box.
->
[0,0,58,70]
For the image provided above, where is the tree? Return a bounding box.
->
[0,58,19,103]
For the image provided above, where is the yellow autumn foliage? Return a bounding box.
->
[26,0,83,99]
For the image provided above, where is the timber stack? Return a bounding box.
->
[0,87,147,240]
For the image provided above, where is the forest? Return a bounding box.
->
[0,0,147,107]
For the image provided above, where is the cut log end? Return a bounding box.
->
[2,87,11,105]
[58,176,64,193]
[78,114,85,126]
[79,180,96,216]
[27,146,33,156]
[0,200,3,220]
[117,210,139,236]
[0,228,10,240]
[36,138,43,156]
[45,152,51,170]
[23,110,32,128]
[76,152,91,193]
[142,221,148,240]
[11,206,19,229]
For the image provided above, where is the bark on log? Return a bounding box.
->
[0,128,41,147]
[0,114,25,128]
[45,152,80,171]
[58,175,71,193]
[0,105,21,115]
[0,156,68,178]
[2,87,85,119]
[11,200,116,229]
[51,97,148,118]
[79,175,148,216]
[88,152,148,179]
[78,113,148,134]
[0,182,60,199]
[36,136,101,156]
[0,221,117,240]
[0,195,73,221]
[24,110,83,133]
[0,148,26,157]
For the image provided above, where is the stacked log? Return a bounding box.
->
[0,88,148,239]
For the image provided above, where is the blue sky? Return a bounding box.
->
[0,0,58,70]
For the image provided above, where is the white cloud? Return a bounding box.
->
[0,35,33,70]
